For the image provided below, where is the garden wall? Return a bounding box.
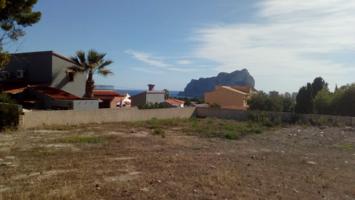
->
[20,107,196,129]
[17,107,355,129]
[195,107,355,126]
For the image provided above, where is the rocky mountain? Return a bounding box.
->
[181,69,255,98]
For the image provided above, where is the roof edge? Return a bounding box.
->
[10,51,78,66]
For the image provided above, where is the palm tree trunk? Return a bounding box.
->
[85,71,95,98]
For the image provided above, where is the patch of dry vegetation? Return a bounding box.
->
[130,118,269,140]
[58,135,104,144]
[0,118,354,199]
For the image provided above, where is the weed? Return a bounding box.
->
[336,144,353,150]
[128,118,270,140]
[224,131,240,140]
[59,135,104,144]
[152,128,166,138]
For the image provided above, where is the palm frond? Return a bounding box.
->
[76,50,86,65]
[88,49,106,66]
[97,68,113,76]
[70,56,82,66]
[68,65,85,73]
[97,60,113,70]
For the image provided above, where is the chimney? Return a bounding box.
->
[148,84,155,91]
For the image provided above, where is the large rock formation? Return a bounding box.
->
[181,69,255,98]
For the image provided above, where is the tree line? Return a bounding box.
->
[248,77,355,117]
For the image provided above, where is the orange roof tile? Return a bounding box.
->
[29,86,80,100]
[0,83,28,94]
[93,90,123,97]
[165,98,185,106]
[231,86,254,93]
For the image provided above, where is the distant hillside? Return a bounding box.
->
[181,69,255,98]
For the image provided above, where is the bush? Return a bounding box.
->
[248,91,294,112]
[0,93,15,104]
[138,103,171,109]
[224,130,240,140]
[247,111,282,127]
[312,84,355,117]
[0,102,20,130]
[313,89,333,114]
[152,128,166,138]
[332,85,355,116]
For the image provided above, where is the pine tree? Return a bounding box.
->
[0,0,41,68]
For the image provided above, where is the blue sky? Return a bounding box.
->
[7,0,355,92]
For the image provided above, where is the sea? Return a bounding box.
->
[115,89,182,97]
[95,85,183,97]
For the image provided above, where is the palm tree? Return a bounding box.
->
[70,50,113,98]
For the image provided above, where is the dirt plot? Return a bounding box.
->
[0,119,354,200]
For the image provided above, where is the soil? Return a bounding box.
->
[0,121,354,200]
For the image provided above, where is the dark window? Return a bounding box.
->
[68,72,74,81]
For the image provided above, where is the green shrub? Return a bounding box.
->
[336,144,353,151]
[152,128,166,138]
[0,102,20,130]
[224,130,240,140]
[247,111,280,127]
[248,91,294,112]
[138,103,171,109]
[0,93,15,104]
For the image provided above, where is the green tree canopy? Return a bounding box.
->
[0,0,41,69]
[313,89,333,114]
[248,91,294,112]
[0,0,41,43]
[295,84,313,114]
[163,89,170,99]
[295,77,328,114]
[311,77,328,98]
[332,84,355,116]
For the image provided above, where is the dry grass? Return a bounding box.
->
[0,118,354,199]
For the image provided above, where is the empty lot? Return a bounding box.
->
[0,118,354,200]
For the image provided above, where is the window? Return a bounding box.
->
[67,71,74,82]
[0,71,10,81]
[16,70,24,79]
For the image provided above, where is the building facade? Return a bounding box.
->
[131,84,165,107]
[1,51,86,97]
[93,90,123,109]
[204,86,253,110]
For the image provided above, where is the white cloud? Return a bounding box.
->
[126,49,198,72]
[177,59,192,65]
[125,50,171,68]
[193,0,355,92]
[131,67,163,74]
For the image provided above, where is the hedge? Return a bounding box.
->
[0,103,20,130]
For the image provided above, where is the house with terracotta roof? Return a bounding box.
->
[20,86,98,110]
[165,98,185,108]
[93,90,124,108]
[0,51,86,97]
[204,86,256,110]
[0,51,99,110]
